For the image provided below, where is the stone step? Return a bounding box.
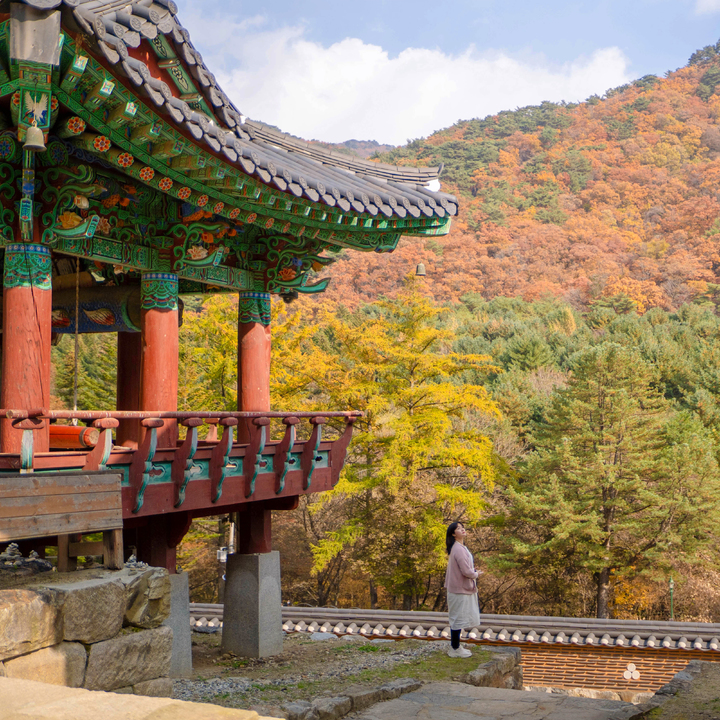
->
[0,677,282,720]
[352,682,642,720]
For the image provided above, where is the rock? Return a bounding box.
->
[0,589,62,661]
[116,567,171,629]
[312,696,351,720]
[0,662,4,677]
[4,642,87,687]
[133,677,173,697]
[283,700,320,720]
[381,677,422,699]
[251,704,287,719]
[43,577,126,644]
[84,626,173,691]
[338,635,366,643]
[112,685,135,694]
[369,639,393,645]
[310,632,338,642]
[343,685,383,711]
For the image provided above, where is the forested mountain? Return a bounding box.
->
[322,41,720,313]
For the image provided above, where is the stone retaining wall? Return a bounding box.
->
[0,567,174,696]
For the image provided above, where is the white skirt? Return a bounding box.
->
[447,591,481,630]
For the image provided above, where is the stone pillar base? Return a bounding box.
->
[221,551,282,658]
[163,571,192,678]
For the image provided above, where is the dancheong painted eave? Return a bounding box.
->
[13,0,458,226]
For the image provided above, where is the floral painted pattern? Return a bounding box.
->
[213,202,224,214]
[187,245,209,260]
[229,208,240,219]
[159,177,173,191]
[177,187,192,200]
[139,166,155,181]
[93,136,111,152]
[116,152,134,168]
[197,194,209,207]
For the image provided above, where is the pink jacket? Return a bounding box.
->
[445,542,478,594]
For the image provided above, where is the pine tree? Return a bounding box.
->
[500,342,720,618]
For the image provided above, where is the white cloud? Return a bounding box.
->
[182,13,631,145]
[696,0,720,13]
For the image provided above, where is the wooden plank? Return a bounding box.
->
[0,473,121,499]
[0,491,120,519]
[0,509,123,542]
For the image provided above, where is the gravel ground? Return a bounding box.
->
[173,633,467,705]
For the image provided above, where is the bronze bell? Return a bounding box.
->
[23,122,46,153]
[415,262,427,277]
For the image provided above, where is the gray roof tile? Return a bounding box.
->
[22,0,457,222]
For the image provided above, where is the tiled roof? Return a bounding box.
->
[19,0,457,221]
[189,604,720,652]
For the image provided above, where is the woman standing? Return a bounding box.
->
[444,521,481,658]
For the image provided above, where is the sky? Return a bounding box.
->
[175,0,720,146]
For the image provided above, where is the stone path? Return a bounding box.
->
[351,682,641,720]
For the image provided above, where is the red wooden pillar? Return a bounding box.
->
[0,243,52,453]
[140,273,179,448]
[116,332,142,447]
[237,292,272,442]
[237,292,272,546]
[130,512,191,573]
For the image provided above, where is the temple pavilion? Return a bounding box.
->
[0,0,456,657]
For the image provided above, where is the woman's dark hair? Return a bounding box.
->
[446,522,462,554]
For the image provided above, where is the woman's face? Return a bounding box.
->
[453,524,466,540]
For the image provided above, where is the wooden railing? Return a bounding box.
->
[0,409,361,517]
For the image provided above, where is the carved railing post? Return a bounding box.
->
[129,417,164,513]
[275,416,299,494]
[301,417,327,491]
[204,418,219,443]
[210,417,238,504]
[83,418,119,472]
[11,417,44,473]
[330,417,357,486]
[173,417,203,508]
[244,417,270,498]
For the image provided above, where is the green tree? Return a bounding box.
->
[52,333,117,410]
[500,343,720,618]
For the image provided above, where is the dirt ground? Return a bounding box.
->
[178,632,490,709]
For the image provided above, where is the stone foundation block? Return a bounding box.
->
[222,551,283,658]
[117,567,171,629]
[0,589,62,661]
[133,677,173,697]
[45,577,126,644]
[4,642,87,687]
[162,571,192,678]
[84,626,173,691]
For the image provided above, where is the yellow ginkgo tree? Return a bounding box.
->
[272,278,500,609]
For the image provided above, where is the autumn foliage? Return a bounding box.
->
[322,49,720,314]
